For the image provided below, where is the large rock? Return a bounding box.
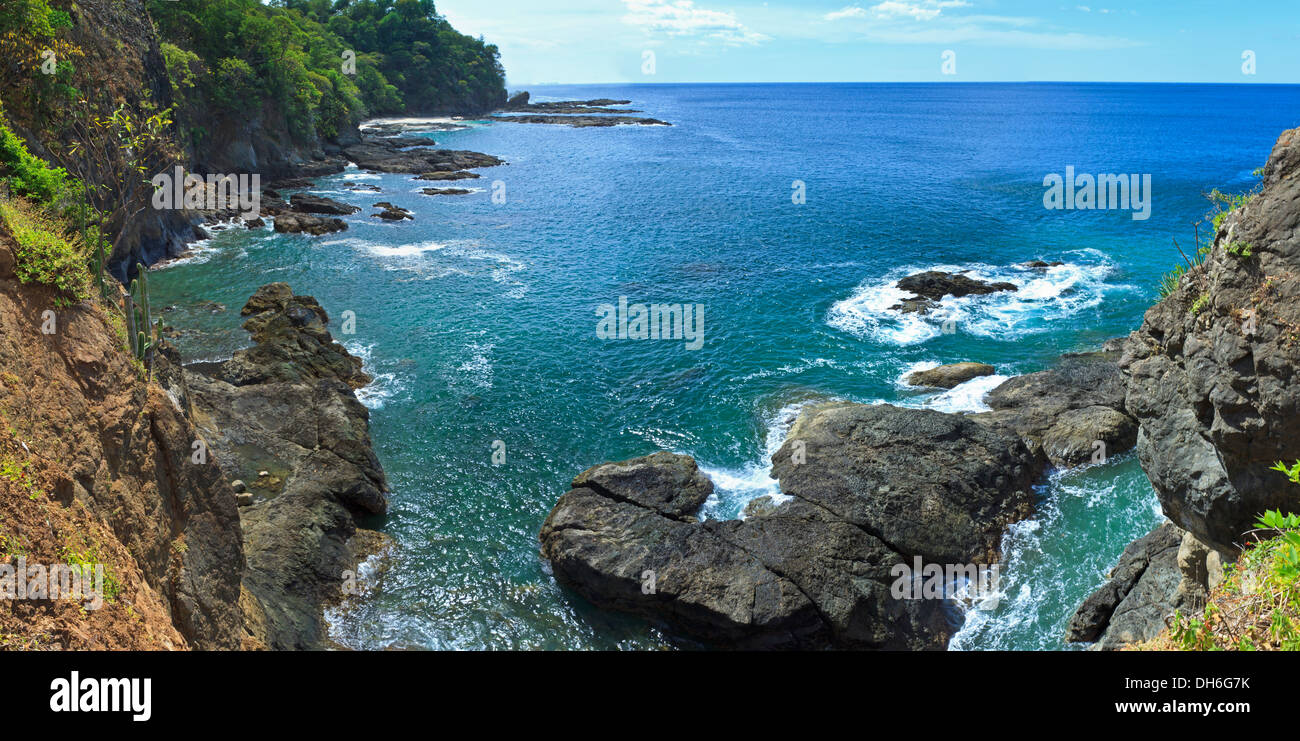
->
[906,362,995,389]
[1123,127,1300,553]
[895,271,1017,301]
[288,193,360,215]
[272,213,347,236]
[342,137,504,174]
[974,350,1137,467]
[771,403,1042,564]
[540,402,1043,649]
[185,284,387,649]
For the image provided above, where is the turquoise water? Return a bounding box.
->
[149,83,1300,649]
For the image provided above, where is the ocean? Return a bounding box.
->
[149,82,1300,650]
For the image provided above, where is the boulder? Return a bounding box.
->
[540,402,1043,649]
[288,193,360,215]
[894,271,1018,302]
[272,213,347,236]
[973,350,1137,465]
[906,362,996,389]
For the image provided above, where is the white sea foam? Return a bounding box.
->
[152,237,217,269]
[698,400,818,519]
[914,374,1008,413]
[456,342,495,389]
[344,341,401,410]
[827,251,1131,346]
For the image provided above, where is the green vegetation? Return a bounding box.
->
[60,536,124,604]
[0,197,91,308]
[125,263,160,364]
[1189,291,1211,316]
[0,455,45,499]
[1155,181,1262,299]
[1158,461,1300,651]
[148,0,505,144]
[0,0,82,119]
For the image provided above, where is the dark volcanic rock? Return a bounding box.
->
[343,136,504,174]
[540,402,1043,649]
[906,362,996,389]
[421,187,471,196]
[371,202,413,221]
[272,213,347,236]
[570,451,713,520]
[1066,522,1183,648]
[973,350,1138,467]
[218,283,372,389]
[416,171,480,181]
[490,114,670,128]
[1123,127,1300,553]
[771,403,1042,564]
[184,283,388,649]
[288,193,360,215]
[895,271,1018,302]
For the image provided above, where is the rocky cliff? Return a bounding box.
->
[1069,126,1300,648]
[0,220,244,649]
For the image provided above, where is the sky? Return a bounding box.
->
[434,0,1299,86]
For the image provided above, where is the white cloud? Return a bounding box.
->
[870,0,970,21]
[621,0,770,45]
[824,6,867,21]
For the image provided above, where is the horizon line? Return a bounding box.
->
[511,80,1300,87]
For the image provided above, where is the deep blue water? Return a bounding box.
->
[149,83,1300,649]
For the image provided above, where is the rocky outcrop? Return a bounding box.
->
[491,114,670,128]
[502,93,638,114]
[1066,522,1184,648]
[288,194,360,216]
[1122,127,1300,554]
[891,270,1017,312]
[973,346,1138,467]
[540,403,1043,649]
[906,362,996,389]
[371,203,413,221]
[184,283,387,649]
[416,171,480,181]
[273,213,348,236]
[421,188,471,197]
[342,136,504,174]
[1066,522,1231,649]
